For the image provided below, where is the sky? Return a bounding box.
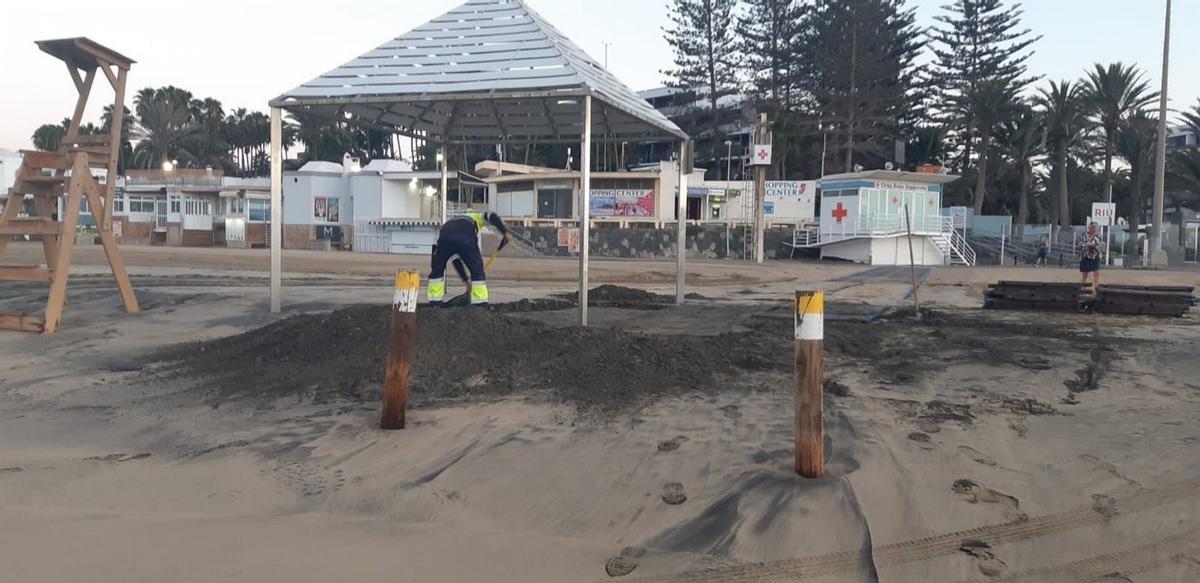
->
[0,0,1194,150]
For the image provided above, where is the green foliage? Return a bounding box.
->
[662,0,739,159]
[805,0,923,172]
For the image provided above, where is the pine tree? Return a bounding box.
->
[929,0,1040,210]
[662,0,739,162]
[804,0,923,172]
[739,0,806,112]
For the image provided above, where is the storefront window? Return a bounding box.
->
[249,199,271,222]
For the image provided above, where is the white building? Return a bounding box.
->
[283,156,486,254]
[793,170,975,266]
[687,180,816,225]
[0,148,21,197]
[113,169,269,247]
[476,160,815,227]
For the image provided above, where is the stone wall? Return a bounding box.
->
[514,225,793,259]
[115,218,153,245]
[283,225,311,249]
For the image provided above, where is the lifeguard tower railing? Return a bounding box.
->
[793,215,976,266]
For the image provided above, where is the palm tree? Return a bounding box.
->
[31,124,66,151]
[1181,99,1200,138]
[968,78,1022,214]
[133,100,199,169]
[1002,104,1044,233]
[1167,150,1200,245]
[1115,113,1157,231]
[1082,63,1158,205]
[1036,80,1088,233]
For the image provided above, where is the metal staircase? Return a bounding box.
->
[933,217,976,266]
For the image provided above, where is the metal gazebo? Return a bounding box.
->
[268,0,690,325]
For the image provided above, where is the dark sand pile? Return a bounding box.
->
[150,304,788,413]
[147,288,1135,416]
[555,284,707,305]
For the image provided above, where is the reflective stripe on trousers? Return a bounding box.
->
[428,278,446,303]
[471,281,489,305]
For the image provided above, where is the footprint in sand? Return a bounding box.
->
[959,539,1008,578]
[957,446,998,467]
[605,546,646,577]
[657,436,688,452]
[1091,494,1119,518]
[1079,454,1139,486]
[661,482,688,505]
[953,479,1028,522]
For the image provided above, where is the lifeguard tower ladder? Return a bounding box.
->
[0,38,138,333]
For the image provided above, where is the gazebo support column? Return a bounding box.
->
[439,145,449,223]
[270,106,283,314]
[579,95,592,327]
[676,140,689,305]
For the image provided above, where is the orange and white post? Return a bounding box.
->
[794,290,825,478]
[381,271,420,430]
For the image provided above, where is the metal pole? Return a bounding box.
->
[904,204,921,319]
[1150,0,1172,266]
[1000,225,1006,266]
[1105,224,1112,266]
[795,290,825,478]
[726,141,732,259]
[269,107,283,314]
[439,146,449,224]
[579,95,592,326]
[381,271,419,430]
[676,140,689,305]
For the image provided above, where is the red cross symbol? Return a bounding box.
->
[891,196,899,205]
[928,197,935,207]
[756,149,769,161]
[831,202,848,224]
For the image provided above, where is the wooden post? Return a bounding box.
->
[753,114,768,264]
[381,271,420,430]
[795,290,825,478]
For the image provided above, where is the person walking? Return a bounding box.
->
[1036,235,1050,268]
[1078,223,1104,291]
[426,210,511,307]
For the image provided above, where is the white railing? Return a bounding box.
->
[937,216,976,266]
[353,220,389,253]
[817,214,943,243]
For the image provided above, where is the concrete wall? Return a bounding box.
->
[821,238,872,263]
[514,224,791,259]
[822,236,944,265]
[284,225,311,249]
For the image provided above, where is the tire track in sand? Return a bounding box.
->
[620,482,1199,582]
[951,528,1200,583]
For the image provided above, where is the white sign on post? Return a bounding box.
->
[1091,202,1116,227]
[751,144,772,166]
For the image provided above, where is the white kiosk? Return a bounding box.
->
[794,170,974,266]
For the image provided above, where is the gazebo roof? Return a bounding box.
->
[270,0,686,144]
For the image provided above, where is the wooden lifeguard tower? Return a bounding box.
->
[0,38,138,333]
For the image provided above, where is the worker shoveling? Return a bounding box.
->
[427,210,511,308]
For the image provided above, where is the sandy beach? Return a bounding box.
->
[2,243,1199,582]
